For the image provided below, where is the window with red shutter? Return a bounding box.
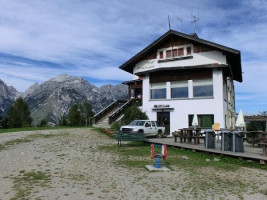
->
[159,51,163,59]
[187,47,191,55]
[172,49,178,57]
[166,50,172,58]
[178,48,184,56]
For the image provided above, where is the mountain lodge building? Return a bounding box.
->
[119,29,242,135]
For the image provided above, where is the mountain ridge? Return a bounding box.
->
[0,74,128,125]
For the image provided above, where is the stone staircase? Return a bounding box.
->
[93,99,138,129]
[94,105,121,128]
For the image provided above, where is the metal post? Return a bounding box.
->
[232,133,235,153]
[222,133,224,151]
[205,132,208,149]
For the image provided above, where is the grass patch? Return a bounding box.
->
[99,142,267,171]
[0,138,32,152]
[11,170,51,200]
[99,142,265,199]
[27,132,69,139]
[4,138,32,146]
[0,132,69,152]
[0,126,92,134]
[0,144,5,151]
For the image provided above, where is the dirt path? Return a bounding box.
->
[0,128,266,200]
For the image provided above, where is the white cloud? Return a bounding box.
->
[0,0,266,113]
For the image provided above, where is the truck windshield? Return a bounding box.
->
[129,120,145,126]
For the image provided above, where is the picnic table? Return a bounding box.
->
[173,128,204,144]
[245,131,267,147]
[259,143,267,157]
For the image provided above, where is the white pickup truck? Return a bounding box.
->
[120,120,165,137]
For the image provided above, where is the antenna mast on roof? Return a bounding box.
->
[168,15,171,30]
[190,14,199,34]
[191,0,200,34]
[177,17,183,32]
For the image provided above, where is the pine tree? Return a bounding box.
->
[80,102,95,126]
[38,119,48,127]
[67,102,94,127]
[7,97,33,128]
[0,109,3,128]
[59,114,68,126]
[123,103,148,125]
[67,104,81,126]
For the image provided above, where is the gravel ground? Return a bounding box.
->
[0,128,266,200]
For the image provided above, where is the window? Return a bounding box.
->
[151,121,156,127]
[188,115,214,128]
[172,49,178,57]
[158,45,193,60]
[166,50,172,58]
[193,78,213,97]
[159,51,164,59]
[171,81,188,98]
[145,121,151,127]
[130,89,134,98]
[187,47,192,55]
[150,83,166,99]
[178,48,184,56]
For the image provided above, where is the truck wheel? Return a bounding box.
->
[157,130,162,138]
[138,130,144,133]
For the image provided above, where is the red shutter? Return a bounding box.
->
[187,47,191,55]
[178,48,184,56]
[160,51,163,59]
[166,50,172,58]
[172,49,178,57]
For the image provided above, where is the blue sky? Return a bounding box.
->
[0,0,266,114]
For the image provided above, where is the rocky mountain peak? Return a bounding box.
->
[0,75,128,125]
[0,79,18,114]
[22,82,40,98]
[22,74,128,125]
[50,74,74,82]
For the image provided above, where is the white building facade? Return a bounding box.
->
[120,30,242,135]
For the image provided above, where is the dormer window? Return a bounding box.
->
[187,47,192,55]
[159,51,164,59]
[178,48,184,56]
[158,45,193,60]
[166,50,172,58]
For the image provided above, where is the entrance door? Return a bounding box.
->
[157,112,170,135]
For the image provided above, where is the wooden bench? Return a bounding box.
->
[115,132,148,146]
[192,136,205,144]
[259,143,267,157]
[173,131,183,143]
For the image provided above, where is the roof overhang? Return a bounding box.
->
[119,29,242,82]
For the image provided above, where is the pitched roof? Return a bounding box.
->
[119,29,242,82]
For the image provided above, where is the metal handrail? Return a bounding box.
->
[93,99,127,124]
[109,99,137,124]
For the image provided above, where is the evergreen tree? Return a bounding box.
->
[111,103,148,130]
[80,102,95,126]
[0,109,3,128]
[123,103,148,125]
[1,118,9,129]
[59,114,68,126]
[67,102,94,127]
[38,119,48,127]
[67,104,81,126]
[7,97,32,128]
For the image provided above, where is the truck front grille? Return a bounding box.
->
[122,128,133,133]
